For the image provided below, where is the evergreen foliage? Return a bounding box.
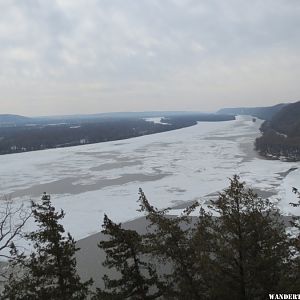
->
[97,177,296,299]
[2,193,92,300]
[138,189,214,299]
[209,175,291,299]
[2,176,300,299]
[285,187,300,292]
[94,214,164,299]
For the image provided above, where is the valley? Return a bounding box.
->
[1,115,299,243]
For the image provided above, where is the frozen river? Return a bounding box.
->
[1,115,299,240]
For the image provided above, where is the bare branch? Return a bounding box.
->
[0,196,31,259]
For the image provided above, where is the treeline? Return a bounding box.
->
[255,101,300,161]
[0,114,234,155]
[2,175,299,299]
[217,103,287,120]
[255,122,300,161]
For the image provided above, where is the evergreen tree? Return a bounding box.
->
[94,213,164,299]
[138,189,214,299]
[2,193,92,300]
[285,187,300,292]
[209,175,291,300]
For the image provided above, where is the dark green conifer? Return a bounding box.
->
[285,187,300,292]
[2,193,92,300]
[209,175,291,300]
[94,213,164,299]
[138,189,214,299]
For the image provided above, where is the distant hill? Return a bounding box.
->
[33,111,205,122]
[0,114,32,126]
[268,101,300,137]
[255,101,300,161]
[0,111,233,128]
[0,112,234,155]
[0,112,204,127]
[217,103,287,120]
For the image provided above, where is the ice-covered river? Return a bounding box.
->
[1,115,299,240]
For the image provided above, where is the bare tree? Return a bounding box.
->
[0,196,31,259]
[0,196,31,292]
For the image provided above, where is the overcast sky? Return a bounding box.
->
[0,0,299,116]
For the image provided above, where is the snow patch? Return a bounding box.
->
[0,116,299,245]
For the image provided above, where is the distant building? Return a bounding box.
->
[10,145,17,151]
[80,139,87,144]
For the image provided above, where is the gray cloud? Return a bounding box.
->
[0,0,299,115]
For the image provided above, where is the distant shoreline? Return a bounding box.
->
[0,114,234,156]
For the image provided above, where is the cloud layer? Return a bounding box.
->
[0,0,299,115]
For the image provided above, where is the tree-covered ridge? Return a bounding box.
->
[0,114,234,155]
[0,115,32,126]
[217,103,287,120]
[1,176,300,299]
[255,101,300,161]
[269,101,300,137]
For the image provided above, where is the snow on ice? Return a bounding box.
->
[0,115,300,243]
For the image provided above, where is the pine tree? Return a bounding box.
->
[138,189,214,299]
[2,193,92,300]
[94,213,164,299]
[209,175,291,300]
[285,187,300,292]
